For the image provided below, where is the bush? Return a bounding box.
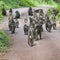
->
[0,1,9,21]
[0,30,9,52]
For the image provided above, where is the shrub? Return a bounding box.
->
[0,30,9,52]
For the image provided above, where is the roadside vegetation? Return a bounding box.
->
[0,30,9,52]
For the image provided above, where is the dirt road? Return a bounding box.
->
[0,7,60,60]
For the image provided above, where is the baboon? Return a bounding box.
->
[39,14,44,32]
[29,17,33,26]
[24,24,29,35]
[15,11,20,19]
[45,17,52,32]
[39,9,44,16]
[35,24,42,40]
[9,8,12,13]
[51,14,56,30]
[53,9,59,16]
[28,25,34,47]
[28,7,33,16]
[8,17,16,34]
[24,16,28,23]
[8,11,13,22]
[15,19,19,28]
[2,8,6,16]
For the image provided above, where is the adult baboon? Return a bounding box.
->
[39,14,44,32]
[2,8,6,16]
[8,17,16,34]
[28,7,33,16]
[45,17,52,32]
[35,24,42,40]
[8,12,12,21]
[28,25,34,47]
[53,9,59,16]
[15,11,20,19]
[40,9,43,13]
[51,14,56,30]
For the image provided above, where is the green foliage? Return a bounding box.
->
[0,30,9,52]
[0,1,9,9]
[56,5,60,20]
[0,0,59,8]
[0,1,9,21]
[0,13,3,21]
[0,0,58,8]
[47,0,57,7]
[56,5,60,11]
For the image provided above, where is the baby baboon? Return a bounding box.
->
[24,16,28,23]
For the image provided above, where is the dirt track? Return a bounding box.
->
[0,7,60,60]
